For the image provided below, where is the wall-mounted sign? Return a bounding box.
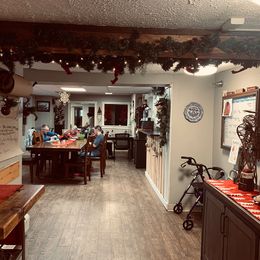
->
[184,102,204,123]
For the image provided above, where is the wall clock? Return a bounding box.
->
[184,102,204,123]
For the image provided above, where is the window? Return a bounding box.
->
[70,102,97,128]
[73,106,83,127]
[104,104,129,126]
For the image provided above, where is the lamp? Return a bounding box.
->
[97,107,102,123]
[59,91,70,105]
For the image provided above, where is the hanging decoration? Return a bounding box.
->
[111,65,124,85]
[0,28,259,75]
[59,91,70,105]
[0,97,19,116]
[53,98,65,127]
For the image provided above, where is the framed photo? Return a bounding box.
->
[37,101,50,112]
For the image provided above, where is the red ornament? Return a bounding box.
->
[111,65,123,85]
[60,63,72,75]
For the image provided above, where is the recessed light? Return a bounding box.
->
[60,87,86,92]
[105,92,113,95]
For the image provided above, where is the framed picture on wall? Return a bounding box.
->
[37,101,50,112]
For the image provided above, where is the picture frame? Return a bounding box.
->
[36,101,50,112]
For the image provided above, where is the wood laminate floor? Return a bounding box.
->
[22,151,201,260]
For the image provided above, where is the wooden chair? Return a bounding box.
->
[22,152,39,183]
[86,134,108,180]
[32,131,52,176]
[114,133,130,160]
[32,131,43,144]
[64,136,93,184]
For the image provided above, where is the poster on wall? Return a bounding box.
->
[0,116,23,162]
[228,139,240,165]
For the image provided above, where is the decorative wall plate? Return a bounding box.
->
[184,102,204,123]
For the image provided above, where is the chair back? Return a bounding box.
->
[32,131,43,144]
[114,133,130,150]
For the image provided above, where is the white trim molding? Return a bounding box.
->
[145,171,174,211]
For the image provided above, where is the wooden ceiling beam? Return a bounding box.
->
[0,21,259,73]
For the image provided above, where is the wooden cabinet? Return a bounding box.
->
[202,191,224,260]
[224,208,256,260]
[133,139,146,168]
[202,183,260,260]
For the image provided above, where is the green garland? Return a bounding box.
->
[156,98,169,147]
[0,28,259,74]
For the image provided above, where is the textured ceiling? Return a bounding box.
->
[0,0,259,29]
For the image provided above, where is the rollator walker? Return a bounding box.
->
[173,156,225,230]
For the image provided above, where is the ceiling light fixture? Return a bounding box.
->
[184,65,218,76]
[105,92,113,95]
[250,0,260,5]
[60,87,86,92]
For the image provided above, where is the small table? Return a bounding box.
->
[0,184,45,259]
[107,136,134,160]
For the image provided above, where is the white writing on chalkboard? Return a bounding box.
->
[223,96,256,148]
[0,117,22,162]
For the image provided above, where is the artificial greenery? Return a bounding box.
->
[0,28,259,74]
[156,98,169,147]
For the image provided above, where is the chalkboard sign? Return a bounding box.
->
[221,91,257,149]
[0,116,23,162]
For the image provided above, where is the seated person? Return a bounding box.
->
[41,124,59,142]
[89,125,104,157]
[63,125,79,139]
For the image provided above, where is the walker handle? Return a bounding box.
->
[181,156,197,165]
[211,167,225,178]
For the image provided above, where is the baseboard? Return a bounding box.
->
[145,171,173,211]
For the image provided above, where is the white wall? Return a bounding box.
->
[168,74,215,208]
[213,67,260,181]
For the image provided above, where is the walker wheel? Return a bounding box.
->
[183,219,194,230]
[173,204,183,214]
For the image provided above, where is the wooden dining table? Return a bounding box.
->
[0,184,45,259]
[26,139,87,178]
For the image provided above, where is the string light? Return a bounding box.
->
[124,61,127,65]
[138,59,142,63]
[59,59,62,63]
[80,57,84,61]
[66,62,69,65]
[76,64,79,68]
[99,61,102,64]
[51,60,55,63]
[91,61,95,64]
